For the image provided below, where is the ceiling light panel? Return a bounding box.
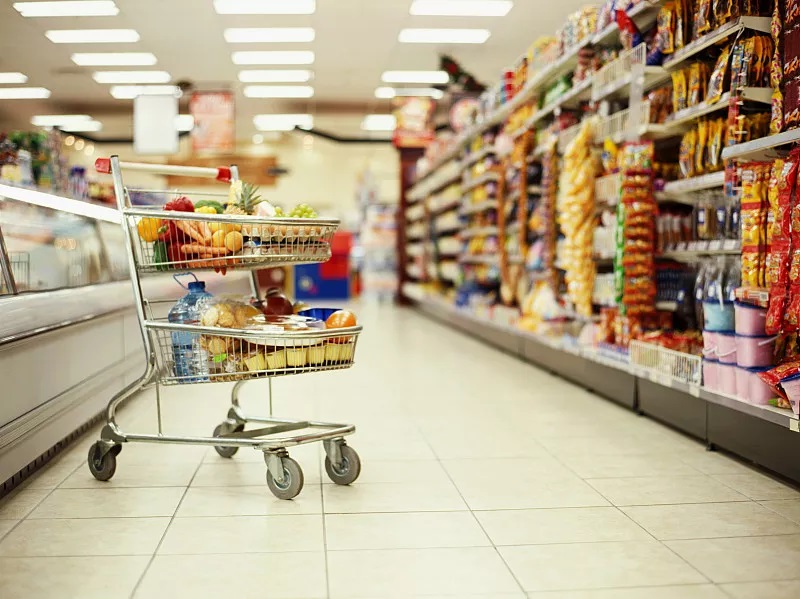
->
[31,114,91,126]
[0,72,29,84]
[224,28,315,43]
[361,115,397,131]
[0,87,51,99]
[232,51,314,65]
[175,115,194,131]
[214,0,315,14]
[92,71,170,84]
[375,86,444,99]
[410,0,512,16]
[46,29,140,43]
[238,69,312,83]
[382,70,448,84]
[253,114,313,131]
[72,52,157,66]
[110,85,181,99]
[399,28,491,44]
[13,1,119,17]
[244,85,314,98]
[60,120,103,132]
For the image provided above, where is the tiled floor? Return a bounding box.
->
[2,304,800,598]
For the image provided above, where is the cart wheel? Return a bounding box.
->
[325,445,361,486]
[212,422,244,458]
[266,456,304,500]
[87,442,119,481]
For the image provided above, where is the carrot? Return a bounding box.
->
[180,244,228,256]
[175,220,206,244]
[194,221,212,242]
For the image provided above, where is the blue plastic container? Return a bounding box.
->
[703,300,735,332]
[298,307,343,322]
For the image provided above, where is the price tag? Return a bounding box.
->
[790,419,800,433]
[723,239,739,251]
[708,240,722,251]
[689,384,700,397]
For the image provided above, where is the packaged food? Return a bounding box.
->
[679,128,696,179]
[706,118,723,172]
[657,3,676,54]
[694,0,713,38]
[695,120,708,175]
[771,87,784,135]
[706,45,731,104]
[671,69,688,112]
[785,78,800,130]
[620,142,654,173]
[741,246,762,287]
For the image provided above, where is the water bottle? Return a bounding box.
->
[168,274,212,382]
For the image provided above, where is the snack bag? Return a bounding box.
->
[695,120,708,175]
[706,45,731,103]
[671,69,688,112]
[657,3,676,54]
[771,88,785,136]
[694,0,713,38]
[706,118,723,171]
[679,129,696,179]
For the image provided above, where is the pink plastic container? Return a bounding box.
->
[734,301,768,336]
[735,367,773,404]
[719,362,737,395]
[717,332,737,364]
[735,335,776,368]
[702,330,718,360]
[735,366,750,401]
[703,359,720,391]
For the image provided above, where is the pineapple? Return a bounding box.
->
[225,181,263,215]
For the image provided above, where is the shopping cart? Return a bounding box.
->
[86,157,362,499]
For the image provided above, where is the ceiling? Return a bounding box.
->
[0,0,590,141]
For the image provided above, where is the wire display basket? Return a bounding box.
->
[148,320,362,385]
[128,208,338,273]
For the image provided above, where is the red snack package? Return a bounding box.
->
[784,284,800,332]
[766,290,787,335]
[767,240,792,287]
[791,248,800,283]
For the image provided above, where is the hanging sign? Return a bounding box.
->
[189,91,235,155]
[393,97,435,149]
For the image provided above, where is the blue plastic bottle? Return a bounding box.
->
[167,274,212,382]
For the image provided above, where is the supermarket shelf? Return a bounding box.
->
[462,146,496,168]
[408,166,461,202]
[662,94,730,128]
[460,254,499,265]
[663,16,771,71]
[590,0,662,46]
[506,221,521,234]
[435,218,462,235]
[461,226,498,239]
[460,200,498,215]
[411,295,800,483]
[406,242,425,257]
[595,173,620,205]
[660,243,741,260]
[722,128,800,162]
[662,171,725,196]
[405,204,426,222]
[462,172,500,194]
[429,196,461,214]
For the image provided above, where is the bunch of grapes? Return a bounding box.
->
[288,203,318,218]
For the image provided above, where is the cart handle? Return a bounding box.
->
[95,157,233,182]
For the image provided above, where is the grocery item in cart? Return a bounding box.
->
[168,275,213,382]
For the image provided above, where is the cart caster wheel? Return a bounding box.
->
[87,442,120,482]
[213,422,244,458]
[325,445,361,486]
[266,456,304,500]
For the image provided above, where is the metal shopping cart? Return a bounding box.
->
[86,157,362,499]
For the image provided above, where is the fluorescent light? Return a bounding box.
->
[110,85,181,99]
[0,87,51,99]
[244,85,314,98]
[31,115,103,133]
[13,1,119,17]
[361,115,397,131]
[238,69,312,83]
[232,51,314,65]
[46,29,139,43]
[0,72,28,84]
[253,114,313,131]
[224,28,315,43]
[62,120,103,132]
[382,70,448,84]
[214,0,315,14]
[72,52,157,66]
[399,28,491,44]
[375,86,444,99]
[410,0,512,16]
[175,114,194,132]
[93,71,171,84]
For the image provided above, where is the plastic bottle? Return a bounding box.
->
[167,274,212,382]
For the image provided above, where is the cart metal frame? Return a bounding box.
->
[87,156,361,499]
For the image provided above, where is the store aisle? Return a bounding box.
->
[1,304,800,598]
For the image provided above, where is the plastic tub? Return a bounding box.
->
[703,359,720,391]
[717,332,737,364]
[719,362,737,395]
[703,300,735,332]
[781,372,800,416]
[298,307,343,322]
[702,330,718,360]
[741,366,774,405]
[735,366,750,401]
[734,301,767,336]
[735,334,776,368]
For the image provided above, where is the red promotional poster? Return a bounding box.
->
[392,97,435,149]
[189,91,235,155]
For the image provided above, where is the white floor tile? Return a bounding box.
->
[0,517,169,556]
[526,586,728,598]
[60,461,199,488]
[135,552,328,598]
[0,520,17,541]
[761,499,800,524]
[558,453,701,479]
[500,541,706,592]
[158,515,324,554]
[720,580,800,598]
[28,487,185,519]
[586,475,749,506]
[327,547,522,597]
[0,489,49,519]
[0,556,149,599]
[475,507,651,546]
[325,511,490,550]
[322,481,467,513]
[667,535,800,583]
[712,472,800,501]
[177,484,322,516]
[622,502,800,540]
[191,460,321,487]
